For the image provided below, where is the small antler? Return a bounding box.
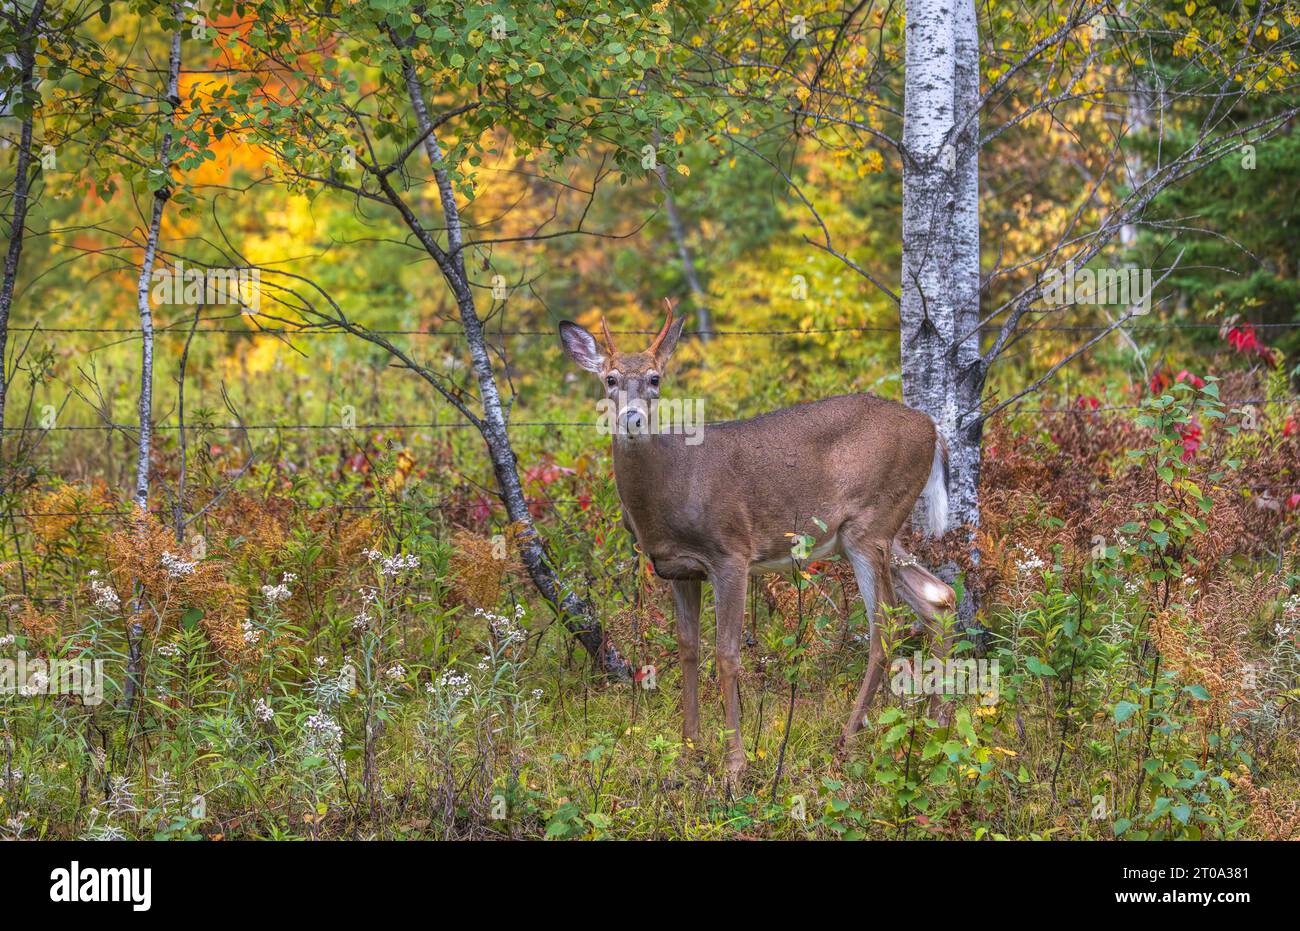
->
[600,316,617,354]
[648,302,675,356]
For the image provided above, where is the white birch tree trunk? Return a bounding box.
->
[902,0,984,624]
[133,27,181,509]
[0,0,45,442]
[900,0,958,501]
[951,0,982,536]
[124,22,181,708]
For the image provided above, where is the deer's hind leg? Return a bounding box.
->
[840,533,895,742]
[709,562,749,786]
[890,542,957,725]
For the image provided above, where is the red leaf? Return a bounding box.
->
[1174,369,1205,389]
[1148,371,1171,395]
[1177,421,1203,462]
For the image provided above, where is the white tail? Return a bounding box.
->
[922,434,950,539]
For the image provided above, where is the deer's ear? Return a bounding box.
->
[558,321,605,372]
[655,313,688,363]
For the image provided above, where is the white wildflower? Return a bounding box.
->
[434,668,471,701]
[160,551,197,578]
[252,698,274,722]
[19,669,48,696]
[261,582,291,604]
[304,712,343,749]
[1013,544,1046,576]
[367,549,421,577]
[87,570,121,611]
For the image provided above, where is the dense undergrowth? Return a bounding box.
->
[1,338,1298,841]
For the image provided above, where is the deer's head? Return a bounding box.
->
[559,307,687,436]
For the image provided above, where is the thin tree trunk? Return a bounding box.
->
[652,132,711,340]
[393,45,628,677]
[0,0,45,445]
[124,22,181,709]
[950,0,983,625]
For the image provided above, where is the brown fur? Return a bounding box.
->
[560,309,955,783]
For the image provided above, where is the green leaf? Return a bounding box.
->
[1113,700,1140,723]
[1025,656,1057,676]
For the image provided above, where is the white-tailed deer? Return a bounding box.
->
[559,308,956,783]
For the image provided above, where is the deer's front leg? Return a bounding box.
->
[710,563,748,785]
[670,578,702,744]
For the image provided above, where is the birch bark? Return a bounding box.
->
[0,0,46,440]
[124,20,181,708]
[900,0,959,507]
[902,0,984,624]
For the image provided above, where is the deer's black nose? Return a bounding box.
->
[618,407,649,435]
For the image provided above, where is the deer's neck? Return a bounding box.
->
[611,434,676,498]
[610,435,688,542]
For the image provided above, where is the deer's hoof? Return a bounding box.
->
[724,755,747,789]
[927,696,954,727]
[832,735,853,765]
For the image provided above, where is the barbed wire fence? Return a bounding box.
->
[3,311,1297,615]
[3,315,1299,523]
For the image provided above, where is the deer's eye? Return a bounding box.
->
[648,375,660,387]
[605,374,618,387]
